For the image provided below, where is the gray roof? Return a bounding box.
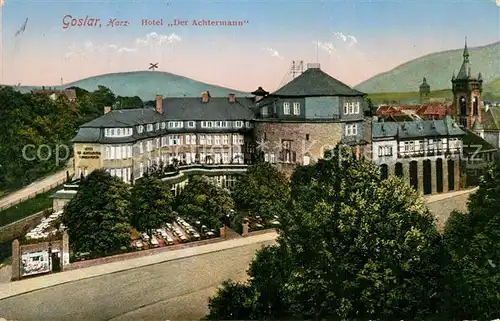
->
[272,67,365,97]
[372,116,465,140]
[80,97,255,128]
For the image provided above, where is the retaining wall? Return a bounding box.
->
[425,188,477,230]
[0,210,49,243]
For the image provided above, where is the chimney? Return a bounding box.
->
[202,91,210,103]
[228,93,236,103]
[104,106,111,114]
[156,95,163,114]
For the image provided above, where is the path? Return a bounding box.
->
[424,187,478,203]
[0,235,277,321]
[0,162,73,211]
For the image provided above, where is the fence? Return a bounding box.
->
[0,173,71,212]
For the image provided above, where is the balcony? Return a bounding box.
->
[397,147,461,159]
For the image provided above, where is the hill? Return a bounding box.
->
[367,78,500,105]
[355,42,500,93]
[10,71,250,100]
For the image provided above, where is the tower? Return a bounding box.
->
[451,37,483,129]
[419,77,430,104]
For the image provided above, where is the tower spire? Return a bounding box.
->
[463,36,469,62]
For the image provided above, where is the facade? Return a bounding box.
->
[72,63,367,182]
[371,116,465,195]
[451,39,484,129]
[253,63,367,176]
[72,91,254,183]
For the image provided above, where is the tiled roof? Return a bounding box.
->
[372,116,465,140]
[417,104,449,117]
[272,67,365,97]
[80,97,255,128]
[482,107,500,130]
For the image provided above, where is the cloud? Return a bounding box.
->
[64,32,179,60]
[313,41,335,55]
[262,47,284,59]
[136,32,182,47]
[333,32,358,47]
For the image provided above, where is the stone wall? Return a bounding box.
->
[426,188,477,230]
[0,210,48,243]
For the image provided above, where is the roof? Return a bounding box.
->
[80,97,255,128]
[251,87,269,96]
[471,117,483,130]
[462,129,497,153]
[372,116,465,140]
[417,104,449,118]
[271,67,365,97]
[482,107,500,130]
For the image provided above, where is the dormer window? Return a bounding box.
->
[161,122,166,129]
[137,125,144,133]
[147,124,153,132]
[234,121,243,128]
[187,121,195,128]
[261,106,268,116]
[155,123,160,130]
[293,102,300,115]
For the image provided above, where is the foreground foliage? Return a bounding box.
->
[62,170,133,256]
[206,146,444,320]
[175,176,234,230]
[130,175,175,234]
[232,163,290,220]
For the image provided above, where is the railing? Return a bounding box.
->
[398,148,461,159]
[0,173,72,212]
[159,163,249,181]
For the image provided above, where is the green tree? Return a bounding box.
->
[441,162,500,319]
[61,169,133,256]
[130,175,175,234]
[232,163,290,220]
[175,176,234,230]
[364,97,376,117]
[90,85,116,109]
[205,145,443,320]
[116,95,144,109]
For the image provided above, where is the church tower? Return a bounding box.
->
[419,77,430,104]
[451,37,483,129]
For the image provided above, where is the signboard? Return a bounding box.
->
[21,250,51,276]
[77,147,101,159]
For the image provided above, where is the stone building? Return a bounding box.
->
[253,63,367,176]
[451,38,484,129]
[371,116,465,195]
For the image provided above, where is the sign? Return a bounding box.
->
[21,250,51,276]
[77,147,101,159]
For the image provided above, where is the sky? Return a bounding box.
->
[0,0,499,92]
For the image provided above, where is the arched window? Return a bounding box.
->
[473,97,479,116]
[460,96,467,116]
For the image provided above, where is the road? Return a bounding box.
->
[0,240,275,321]
[0,164,73,211]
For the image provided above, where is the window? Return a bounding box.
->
[262,106,268,116]
[200,135,206,145]
[343,102,349,115]
[191,135,196,144]
[161,122,166,129]
[281,139,294,163]
[121,146,127,158]
[238,135,244,145]
[128,146,132,158]
[214,135,220,145]
[116,145,122,159]
[110,169,116,177]
[139,142,144,154]
[222,135,229,145]
[306,134,310,141]
[137,125,144,133]
[232,135,238,145]
[293,102,300,115]
[349,102,354,114]
[117,128,122,136]
[216,121,222,127]
[139,162,144,177]
[169,135,181,145]
[185,135,191,145]
[378,146,393,157]
[155,123,160,130]
[270,153,276,163]
[201,121,212,128]
[245,121,251,128]
[105,146,110,159]
[155,138,160,149]
[354,102,360,114]
[283,102,290,115]
[345,124,358,136]
[223,152,229,164]
[206,135,212,145]
[233,152,244,164]
[147,124,153,132]
[110,128,115,136]
[428,139,435,151]
[146,140,152,152]
[187,121,195,128]
[234,121,243,128]
[161,137,167,147]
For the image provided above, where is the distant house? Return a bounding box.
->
[31,87,77,102]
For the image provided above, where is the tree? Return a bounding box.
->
[175,176,234,230]
[232,163,290,220]
[116,95,144,109]
[441,162,500,319]
[130,175,175,234]
[206,144,443,320]
[61,169,133,256]
[364,97,376,117]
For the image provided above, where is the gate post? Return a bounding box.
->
[11,239,20,281]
